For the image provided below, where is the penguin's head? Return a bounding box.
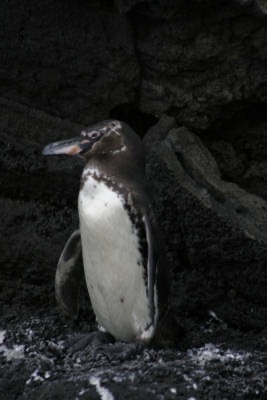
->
[42,120,129,159]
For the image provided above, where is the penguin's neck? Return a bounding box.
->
[82,151,145,188]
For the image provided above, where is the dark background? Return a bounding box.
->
[1,1,267,399]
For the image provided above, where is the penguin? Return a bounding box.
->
[42,120,169,344]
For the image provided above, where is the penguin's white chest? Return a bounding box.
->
[78,175,154,342]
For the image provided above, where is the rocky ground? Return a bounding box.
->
[1,0,267,399]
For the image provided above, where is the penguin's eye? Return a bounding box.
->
[88,130,101,139]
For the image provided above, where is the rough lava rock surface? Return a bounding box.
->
[145,116,267,331]
[1,0,267,129]
[0,0,139,124]
[129,0,267,130]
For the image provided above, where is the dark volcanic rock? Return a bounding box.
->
[0,0,139,125]
[144,117,267,331]
[115,0,267,15]
[203,119,267,201]
[0,98,88,323]
[1,1,267,131]
[129,0,267,130]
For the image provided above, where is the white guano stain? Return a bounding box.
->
[89,376,114,400]
[188,343,251,367]
[0,330,6,344]
[0,330,25,362]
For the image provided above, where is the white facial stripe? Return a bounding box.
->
[110,128,120,136]
[108,120,122,136]
[112,146,126,155]
[81,121,122,139]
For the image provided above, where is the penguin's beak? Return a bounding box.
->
[42,137,92,156]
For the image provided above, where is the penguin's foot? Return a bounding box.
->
[65,331,115,355]
[94,341,145,362]
[64,331,144,361]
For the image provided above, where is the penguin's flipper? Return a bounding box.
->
[134,201,170,324]
[142,210,157,323]
[141,206,170,345]
[55,229,83,319]
[131,192,169,324]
